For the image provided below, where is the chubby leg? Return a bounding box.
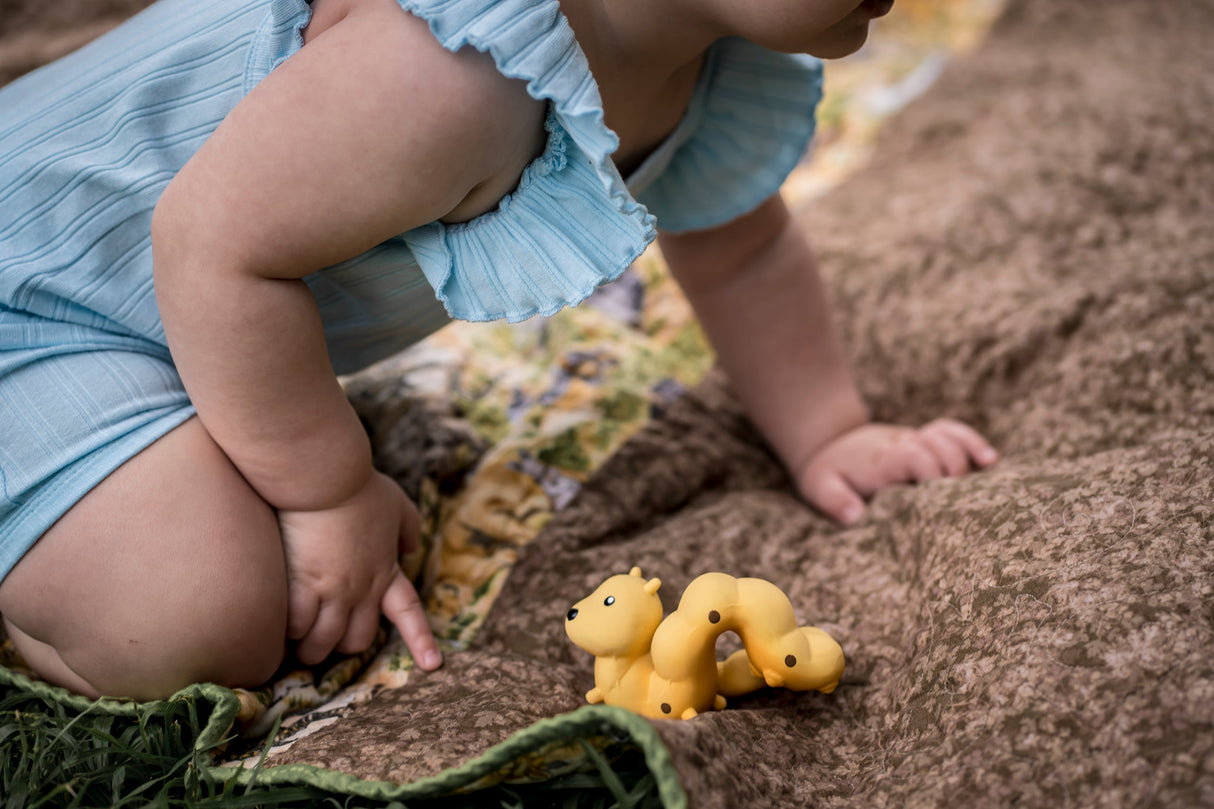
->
[0,418,288,701]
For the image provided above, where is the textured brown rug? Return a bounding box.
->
[2,0,1212,806]
[270,0,1214,805]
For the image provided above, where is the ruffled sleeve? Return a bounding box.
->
[242,1,821,324]
[396,0,656,323]
[633,38,823,234]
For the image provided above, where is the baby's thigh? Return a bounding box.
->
[0,344,288,698]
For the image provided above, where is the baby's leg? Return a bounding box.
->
[0,418,288,701]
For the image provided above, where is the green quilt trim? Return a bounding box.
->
[226,706,686,808]
[1,665,686,808]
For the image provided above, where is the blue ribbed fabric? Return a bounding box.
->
[0,0,821,577]
[1,0,269,574]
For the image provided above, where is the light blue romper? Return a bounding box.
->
[0,0,821,580]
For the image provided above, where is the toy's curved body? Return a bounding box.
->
[564,568,844,720]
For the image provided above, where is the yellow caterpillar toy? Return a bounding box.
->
[564,568,844,720]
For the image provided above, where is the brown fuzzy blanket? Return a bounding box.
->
[3,0,1212,805]
[271,0,1214,805]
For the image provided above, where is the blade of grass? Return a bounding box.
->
[43,698,99,757]
[578,740,633,809]
[240,711,284,791]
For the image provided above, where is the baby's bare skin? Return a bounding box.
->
[0,0,995,699]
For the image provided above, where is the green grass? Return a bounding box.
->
[1,685,664,809]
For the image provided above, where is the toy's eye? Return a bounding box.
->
[604,596,615,606]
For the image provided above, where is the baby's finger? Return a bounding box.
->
[929,419,999,467]
[800,468,866,526]
[286,584,319,641]
[381,571,442,671]
[337,601,381,656]
[900,441,946,483]
[296,602,348,666]
[918,427,971,477]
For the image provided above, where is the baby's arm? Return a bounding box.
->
[659,195,997,524]
[152,3,535,665]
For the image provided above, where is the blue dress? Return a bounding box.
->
[0,0,821,577]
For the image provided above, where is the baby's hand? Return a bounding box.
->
[796,419,998,525]
[277,471,442,670]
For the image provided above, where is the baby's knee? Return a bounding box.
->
[133,481,290,694]
[128,422,291,692]
[7,569,287,701]
[1,417,292,699]
[72,513,288,698]
[80,553,288,700]
[193,562,289,691]
[113,575,287,700]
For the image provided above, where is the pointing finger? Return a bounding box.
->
[381,570,442,671]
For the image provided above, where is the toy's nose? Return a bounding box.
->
[566,608,578,621]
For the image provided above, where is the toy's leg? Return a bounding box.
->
[717,649,767,697]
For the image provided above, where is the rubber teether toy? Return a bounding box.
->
[564,568,844,719]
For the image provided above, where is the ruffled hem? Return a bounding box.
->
[636,39,823,233]
[241,2,821,322]
[397,0,657,323]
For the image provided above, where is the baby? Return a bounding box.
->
[0,0,996,701]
